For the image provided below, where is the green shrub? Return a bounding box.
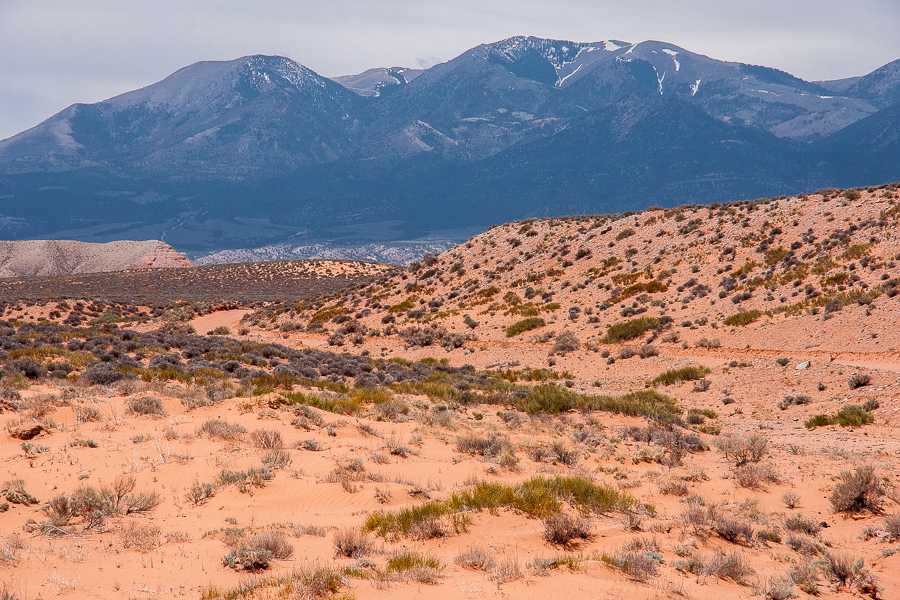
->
[651,365,710,387]
[805,405,874,429]
[601,317,660,343]
[830,466,885,513]
[505,317,546,337]
[723,310,762,327]
[365,476,632,538]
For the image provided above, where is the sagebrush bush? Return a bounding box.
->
[829,465,885,513]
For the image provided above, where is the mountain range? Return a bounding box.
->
[1,36,898,260]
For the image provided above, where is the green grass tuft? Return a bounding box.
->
[600,317,660,343]
[505,317,546,337]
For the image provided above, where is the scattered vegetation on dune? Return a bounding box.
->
[364,476,633,538]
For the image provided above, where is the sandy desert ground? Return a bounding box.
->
[2,185,900,600]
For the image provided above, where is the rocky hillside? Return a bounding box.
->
[0,239,193,278]
[275,183,900,356]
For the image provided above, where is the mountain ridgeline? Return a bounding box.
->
[1,36,898,257]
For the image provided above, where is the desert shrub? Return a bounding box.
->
[2,480,38,505]
[711,516,755,544]
[703,550,754,584]
[199,418,246,439]
[261,449,291,470]
[217,467,274,493]
[542,513,591,545]
[82,362,124,385]
[505,317,546,337]
[185,481,216,505]
[784,514,821,535]
[651,365,710,386]
[490,555,524,583]
[120,522,162,552]
[126,397,165,416]
[333,527,375,558]
[364,476,632,538]
[778,395,811,410]
[848,373,871,389]
[601,317,660,343]
[455,433,514,459]
[455,545,495,571]
[522,384,682,422]
[829,465,885,513]
[734,463,781,489]
[789,562,820,594]
[553,331,580,353]
[602,547,660,582]
[696,337,721,348]
[781,491,801,509]
[222,545,271,571]
[820,552,868,587]
[805,405,873,429]
[883,514,900,541]
[659,480,689,496]
[715,434,767,466]
[250,428,283,450]
[756,576,798,600]
[691,379,711,392]
[723,310,762,327]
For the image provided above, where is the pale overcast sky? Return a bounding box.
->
[1,0,898,140]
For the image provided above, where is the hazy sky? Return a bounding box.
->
[2,0,899,140]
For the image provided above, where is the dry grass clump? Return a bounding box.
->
[455,433,518,468]
[755,575,798,600]
[34,475,159,535]
[541,513,592,545]
[675,550,755,585]
[381,550,444,584]
[126,396,165,416]
[602,537,661,582]
[651,365,710,387]
[217,467,275,494]
[733,463,781,489]
[527,440,579,466]
[829,465,885,513]
[490,555,524,583]
[199,418,246,440]
[784,514,821,536]
[251,428,284,450]
[715,434,768,465]
[332,527,376,558]
[2,479,38,506]
[120,522,162,552]
[365,476,632,539]
[455,545,496,571]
